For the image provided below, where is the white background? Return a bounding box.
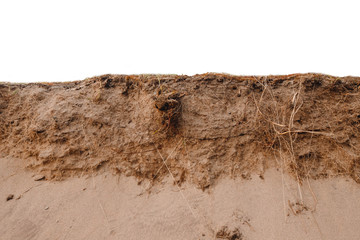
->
[0,0,359,83]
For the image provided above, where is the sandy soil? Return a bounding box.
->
[1,155,360,240]
[1,73,360,239]
[1,73,360,187]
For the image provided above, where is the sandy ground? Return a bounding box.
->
[1,156,360,240]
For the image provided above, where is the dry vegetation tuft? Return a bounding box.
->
[251,75,360,184]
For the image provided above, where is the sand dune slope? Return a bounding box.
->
[1,156,360,240]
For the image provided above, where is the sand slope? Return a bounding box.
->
[1,156,360,240]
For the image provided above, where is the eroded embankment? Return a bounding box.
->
[0,73,359,189]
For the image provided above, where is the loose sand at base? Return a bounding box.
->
[1,156,360,240]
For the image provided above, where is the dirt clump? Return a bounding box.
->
[153,86,184,135]
[216,226,243,240]
[0,73,359,189]
[6,194,14,201]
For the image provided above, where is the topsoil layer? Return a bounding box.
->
[0,73,359,189]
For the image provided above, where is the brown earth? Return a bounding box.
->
[0,73,360,190]
[1,73,360,240]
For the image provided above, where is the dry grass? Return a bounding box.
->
[251,75,360,186]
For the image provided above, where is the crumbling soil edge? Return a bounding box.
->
[0,73,359,189]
